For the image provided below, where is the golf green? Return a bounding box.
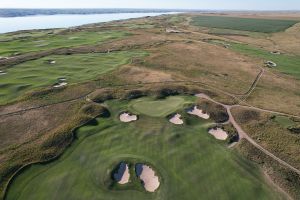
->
[129,96,191,117]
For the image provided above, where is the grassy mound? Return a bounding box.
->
[6,98,280,200]
[192,16,298,33]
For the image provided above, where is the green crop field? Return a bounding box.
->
[192,16,298,33]
[6,97,280,200]
[229,43,300,79]
[0,30,129,56]
[0,51,147,105]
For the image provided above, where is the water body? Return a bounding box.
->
[0,12,176,34]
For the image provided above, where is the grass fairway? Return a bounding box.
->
[0,31,129,56]
[129,96,191,117]
[192,16,298,33]
[230,43,300,79]
[0,51,147,105]
[6,98,280,200]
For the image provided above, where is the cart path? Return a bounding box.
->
[196,93,300,175]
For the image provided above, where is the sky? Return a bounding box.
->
[0,0,300,10]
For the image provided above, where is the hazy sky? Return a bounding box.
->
[0,0,300,10]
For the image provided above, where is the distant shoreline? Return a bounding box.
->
[0,8,190,17]
[1,8,300,17]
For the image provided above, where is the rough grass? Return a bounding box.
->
[0,30,130,56]
[0,51,147,105]
[231,107,300,170]
[6,98,280,200]
[192,16,298,33]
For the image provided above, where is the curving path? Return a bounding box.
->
[196,93,300,176]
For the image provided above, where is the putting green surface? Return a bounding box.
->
[0,51,147,105]
[6,98,280,200]
[129,96,190,117]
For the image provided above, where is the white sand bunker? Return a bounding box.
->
[166,28,181,33]
[53,78,68,88]
[113,162,130,184]
[169,113,184,125]
[58,78,67,82]
[0,70,7,75]
[187,106,210,119]
[208,128,228,140]
[265,61,277,68]
[53,82,68,88]
[119,112,138,123]
[0,57,9,60]
[136,164,160,192]
[45,59,56,64]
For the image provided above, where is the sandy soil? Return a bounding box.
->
[169,113,184,125]
[139,165,160,192]
[119,112,138,123]
[208,128,228,140]
[187,106,210,119]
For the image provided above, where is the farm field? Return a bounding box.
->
[191,15,299,33]
[6,97,280,200]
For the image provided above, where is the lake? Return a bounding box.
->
[0,12,175,34]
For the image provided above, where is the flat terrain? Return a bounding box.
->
[192,15,298,33]
[1,12,300,200]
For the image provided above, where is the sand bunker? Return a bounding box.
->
[169,113,184,125]
[119,112,138,123]
[265,61,277,68]
[0,57,9,60]
[53,82,68,88]
[187,106,210,119]
[113,162,130,185]
[46,60,56,64]
[0,71,7,75]
[208,128,228,140]
[136,164,160,192]
[166,28,181,33]
[58,78,67,82]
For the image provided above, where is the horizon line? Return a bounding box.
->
[0,8,300,12]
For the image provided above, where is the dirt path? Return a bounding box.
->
[238,68,265,101]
